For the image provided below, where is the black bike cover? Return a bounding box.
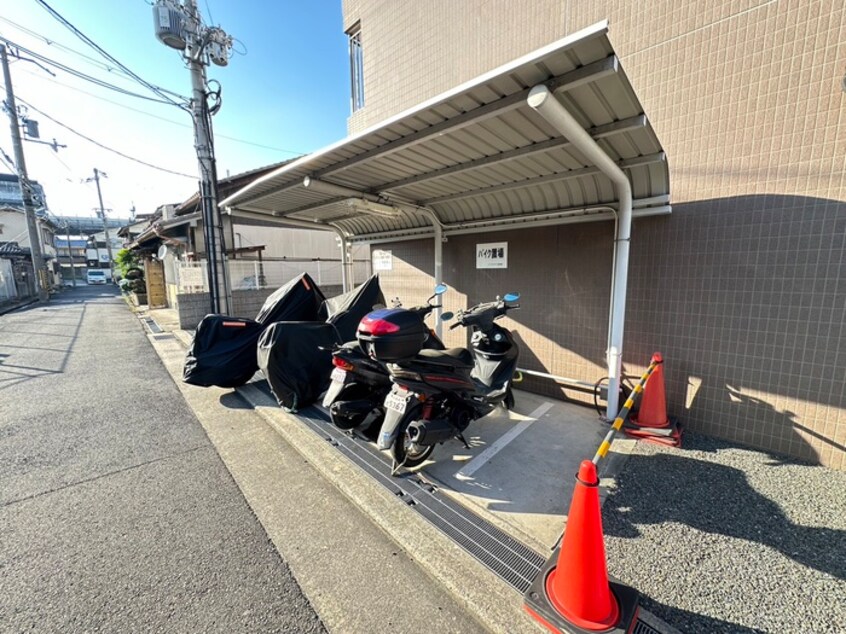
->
[255,272,327,326]
[323,274,385,342]
[257,321,341,411]
[183,315,264,387]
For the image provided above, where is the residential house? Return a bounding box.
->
[127,164,369,326]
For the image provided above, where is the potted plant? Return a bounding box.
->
[125,267,147,306]
[115,249,147,305]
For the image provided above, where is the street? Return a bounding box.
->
[0,285,324,632]
[0,285,488,633]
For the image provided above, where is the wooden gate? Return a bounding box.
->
[144,257,167,309]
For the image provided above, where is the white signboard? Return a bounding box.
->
[372,249,393,271]
[476,242,508,269]
[179,267,206,289]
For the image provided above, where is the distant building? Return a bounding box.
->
[0,173,46,209]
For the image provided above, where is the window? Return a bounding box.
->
[348,23,364,112]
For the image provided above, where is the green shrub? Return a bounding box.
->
[115,248,140,278]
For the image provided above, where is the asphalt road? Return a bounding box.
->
[0,286,325,633]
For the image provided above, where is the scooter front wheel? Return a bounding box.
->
[504,386,515,411]
[392,411,435,469]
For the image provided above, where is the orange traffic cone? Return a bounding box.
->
[631,352,669,428]
[524,460,639,634]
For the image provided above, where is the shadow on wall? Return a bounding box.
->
[376,194,845,466]
[626,194,845,466]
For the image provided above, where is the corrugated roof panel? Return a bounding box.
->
[221,22,669,238]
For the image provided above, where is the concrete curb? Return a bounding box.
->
[0,297,39,316]
[141,311,678,634]
[238,382,545,634]
[146,316,541,632]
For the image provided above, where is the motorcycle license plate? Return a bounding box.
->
[384,390,408,414]
[322,368,348,408]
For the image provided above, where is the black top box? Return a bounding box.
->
[357,308,428,361]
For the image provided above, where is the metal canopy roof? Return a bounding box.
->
[220,21,669,243]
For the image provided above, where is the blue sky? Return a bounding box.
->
[0,0,351,219]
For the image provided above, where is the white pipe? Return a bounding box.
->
[303,176,381,204]
[412,207,445,338]
[338,233,349,292]
[527,84,633,420]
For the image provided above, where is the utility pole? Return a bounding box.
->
[63,221,76,287]
[1,45,49,301]
[87,168,114,281]
[153,0,233,314]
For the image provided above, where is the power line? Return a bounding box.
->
[0,15,185,101]
[0,35,182,106]
[33,0,186,108]
[14,65,305,155]
[16,96,197,179]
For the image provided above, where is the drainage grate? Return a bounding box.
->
[256,385,673,633]
[632,619,662,634]
[151,333,175,341]
[142,317,162,334]
[291,403,546,593]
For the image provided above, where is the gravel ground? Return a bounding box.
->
[602,432,846,634]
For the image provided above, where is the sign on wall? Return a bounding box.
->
[372,249,393,271]
[476,242,508,269]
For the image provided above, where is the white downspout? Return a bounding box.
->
[527,84,633,421]
[333,227,352,292]
[410,206,445,338]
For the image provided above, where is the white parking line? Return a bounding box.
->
[454,402,554,481]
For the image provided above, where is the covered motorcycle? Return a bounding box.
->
[257,321,341,412]
[255,272,327,325]
[183,315,264,388]
[323,274,385,343]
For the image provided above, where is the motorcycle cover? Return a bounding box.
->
[255,272,327,326]
[323,274,386,342]
[257,321,341,412]
[183,315,264,387]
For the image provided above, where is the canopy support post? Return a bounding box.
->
[412,207,445,338]
[527,85,633,420]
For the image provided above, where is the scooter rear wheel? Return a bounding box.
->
[392,409,435,469]
[329,383,374,430]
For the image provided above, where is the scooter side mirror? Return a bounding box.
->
[428,283,449,303]
[504,292,520,302]
[440,311,454,321]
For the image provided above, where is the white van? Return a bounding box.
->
[86,269,108,285]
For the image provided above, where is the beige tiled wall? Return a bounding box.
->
[346,1,845,468]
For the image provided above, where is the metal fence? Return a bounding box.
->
[175,258,371,293]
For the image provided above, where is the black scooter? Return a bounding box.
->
[323,284,448,436]
[375,293,520,470]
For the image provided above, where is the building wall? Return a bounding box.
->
[188,220,369,265]
[349,1,846,468]
[0,209,54,253]
[176,285,345,330]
